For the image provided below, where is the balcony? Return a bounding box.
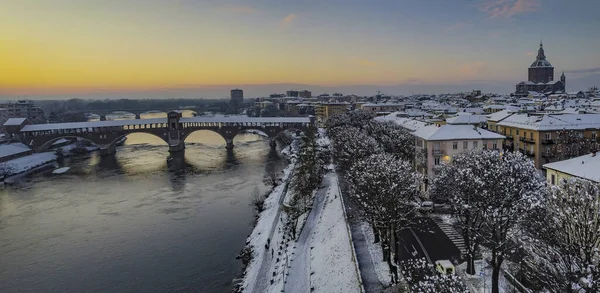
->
[519,149,535,157]
[505,134,513,140]
[541,139,554,144]
[520,137,536,144]
[432,149,444,156]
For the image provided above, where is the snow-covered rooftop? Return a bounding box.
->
[543,153,600,182]
[3,118,27,126]
[445,114,488,125]
[486,110,514,122]
[374,113,429,132]
[413,124,505,141]
[0,143,31,158]
[497,113,600,131]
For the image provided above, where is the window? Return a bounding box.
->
[483,142,487,149]
[453,141,458,149]
[593,132,597,140]
[463,141,468,149]
[473,141,478,149]
[545,133,551,140]
[551,174,555,185]
[492,141,498,150]
[509,129,512,135]
[516,129,519,135]
[530,132,533,139]
[523,131,527,138]
[434,157,440,165]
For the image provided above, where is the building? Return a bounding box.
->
[493,113,600,169]
[0,100,45,123]
[315,102,350,124]
[3,117,29,138]
[0,143,33,163]
[286,90,312,99]
[515,43,566,96]
[360,103,405,115]
[543,152,600,185]
[413,124,505,188]
[230,89,244,107]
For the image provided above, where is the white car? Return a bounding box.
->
[420,201,434,212]
[435,260,455,275]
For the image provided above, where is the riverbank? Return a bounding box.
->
[238,130,363,293]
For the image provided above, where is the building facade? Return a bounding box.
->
[0,100,45,124]
[413,124,505,189]
[543,153,600,185]
[230,89,244,107]
[493,113,600,169]
[515,43,566,96]
[315,102,349,124]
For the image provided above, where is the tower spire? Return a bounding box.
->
[537,41,546,60]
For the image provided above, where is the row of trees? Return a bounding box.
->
[430,150,600,293]
[326,111,466,290]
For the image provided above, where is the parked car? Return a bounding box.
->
[420,201,434,212]
[435,259,455,275]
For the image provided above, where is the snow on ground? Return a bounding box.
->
[307,173,362,292]
[0,152,57,176]
[240,162,296,293]
[52,167,70,174]
[359,222,393,287]
[284,172,362,293]
[456,252,514,293]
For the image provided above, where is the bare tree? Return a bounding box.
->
[555,129,600,160]
[400,258,469,293]
[262,168,280,189]
[522,178,600,292]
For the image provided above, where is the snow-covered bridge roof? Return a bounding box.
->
[19,117,311,132]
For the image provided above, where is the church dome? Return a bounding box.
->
[530,42,553,68]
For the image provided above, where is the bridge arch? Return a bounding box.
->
[182,129,228,145]
[107,131,169,150]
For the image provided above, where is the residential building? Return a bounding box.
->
[230,89,244,107]
[0,100,45,123]
[494,113,600,169]
[315,102,349,124]
[445,112,488,127]
[361,103,405,115]
[413,124,505,189]
[543,152,600,185]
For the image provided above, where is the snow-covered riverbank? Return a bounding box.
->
[0,152,57,177]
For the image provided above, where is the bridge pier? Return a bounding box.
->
[168,141,186,153]
[135,113,141,119]
[99,145,116,156]
[100,115,107,121]
[269,138,277,148]
[225,138,234,150]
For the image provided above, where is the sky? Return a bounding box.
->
[1,0,599,98]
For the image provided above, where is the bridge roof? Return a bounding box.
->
[180,116,310,123]
[20,118,166,132]
[19,116,310,132]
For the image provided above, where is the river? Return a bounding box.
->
[0,110,288,293]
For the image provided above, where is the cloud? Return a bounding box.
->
[219,5,257,14]
[350,57,377,67]
[446,22,467,31]
[478,0,540,18]
[564,67,600,74]
[280,13,297,27]
[459,62,488,75]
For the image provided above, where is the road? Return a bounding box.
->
[398,217,461,264]
[284,174,331,292]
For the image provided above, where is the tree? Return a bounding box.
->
[429,150,488,275]
[400,258,469,293]
[477,151,546,293]
[522,178,600,292]
[555,129,600,160]
[347,153,422,282]
[330,126,382,170]
[364,121,415,162]
[290,126,322,214]
[429,150,546,293]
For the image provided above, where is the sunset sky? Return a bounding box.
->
[1,0,599,97]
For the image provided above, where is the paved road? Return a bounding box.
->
[341,186,386,293]
[398,217,461,264]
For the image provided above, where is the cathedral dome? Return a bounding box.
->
[530,42,553,68]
